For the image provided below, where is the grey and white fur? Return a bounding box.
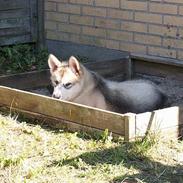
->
[92,72,167,113]
[48,54,167,114]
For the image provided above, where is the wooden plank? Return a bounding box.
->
[0,58,128,89]
[135,107,180,138]
[133,60,183,81]
[131,54,183,81]
[0,34,32,46]
[0,86,126,135]
[0,27,30,37]
[0,17,30,29]
[132,53,183,68]
[30,0,38,43]
[124,113,136,141]
[0,70,50,89]
[178,107,183,125]
[0,0,29,11]
[0,106,122,137]
[0,0,40,46]
[37,0,45,49]
[0,9,29,20]
[177,107,183,137]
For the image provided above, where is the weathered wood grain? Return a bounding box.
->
[0,34,31,46]
[135,106,182,138]
[0,86,126,135]
[0,0,44,48]
[30,0,37,43]
[37,0,45,49]
[0,9,29,20]
[124,113,136,141]
[0,27,30,37]
[0,18,30,29]
[132,54,183,68]
[0,106,123,138]
[0,70,50,89]
[131,54,183,81]
[133,60,183,80]
[0,58,128,89]
[0,0,29,11]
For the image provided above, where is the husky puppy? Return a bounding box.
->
[48,54,167,114]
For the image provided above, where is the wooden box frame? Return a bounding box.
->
[0,57,182,141]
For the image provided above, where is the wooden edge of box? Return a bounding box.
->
[0,69,50,89]
[0,85,127,136]
[0,106,123,138]
[131,54,183,68]
[0,58,130,89]
[135,106,182,139]
[124,113,136,141]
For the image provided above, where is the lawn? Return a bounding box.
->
[0,112,183,183]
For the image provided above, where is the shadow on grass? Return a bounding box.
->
[50,142,183,183]
[1,110,183,182]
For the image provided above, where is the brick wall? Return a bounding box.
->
[45,0,183,60]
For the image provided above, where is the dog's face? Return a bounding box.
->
[48,54,84,101]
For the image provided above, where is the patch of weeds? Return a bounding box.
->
[126,133,159,159]
[23,166,43,180]
[22,124,43,141]
[0,44,49,75]
[100,129,113,143]
[76,129,113,143]
[0,156,23,168]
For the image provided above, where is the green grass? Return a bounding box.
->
[0,44,90,76]
[0,44,49,75]
[0,113,183,183]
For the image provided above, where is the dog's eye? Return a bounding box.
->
[63,82,72,89]
[55,80,59,85]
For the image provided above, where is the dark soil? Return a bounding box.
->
[136,74,183,107]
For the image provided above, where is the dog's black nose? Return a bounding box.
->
[52,94,60,99]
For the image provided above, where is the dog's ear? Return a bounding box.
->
[48,54,61,73]
[68,56,82,75]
